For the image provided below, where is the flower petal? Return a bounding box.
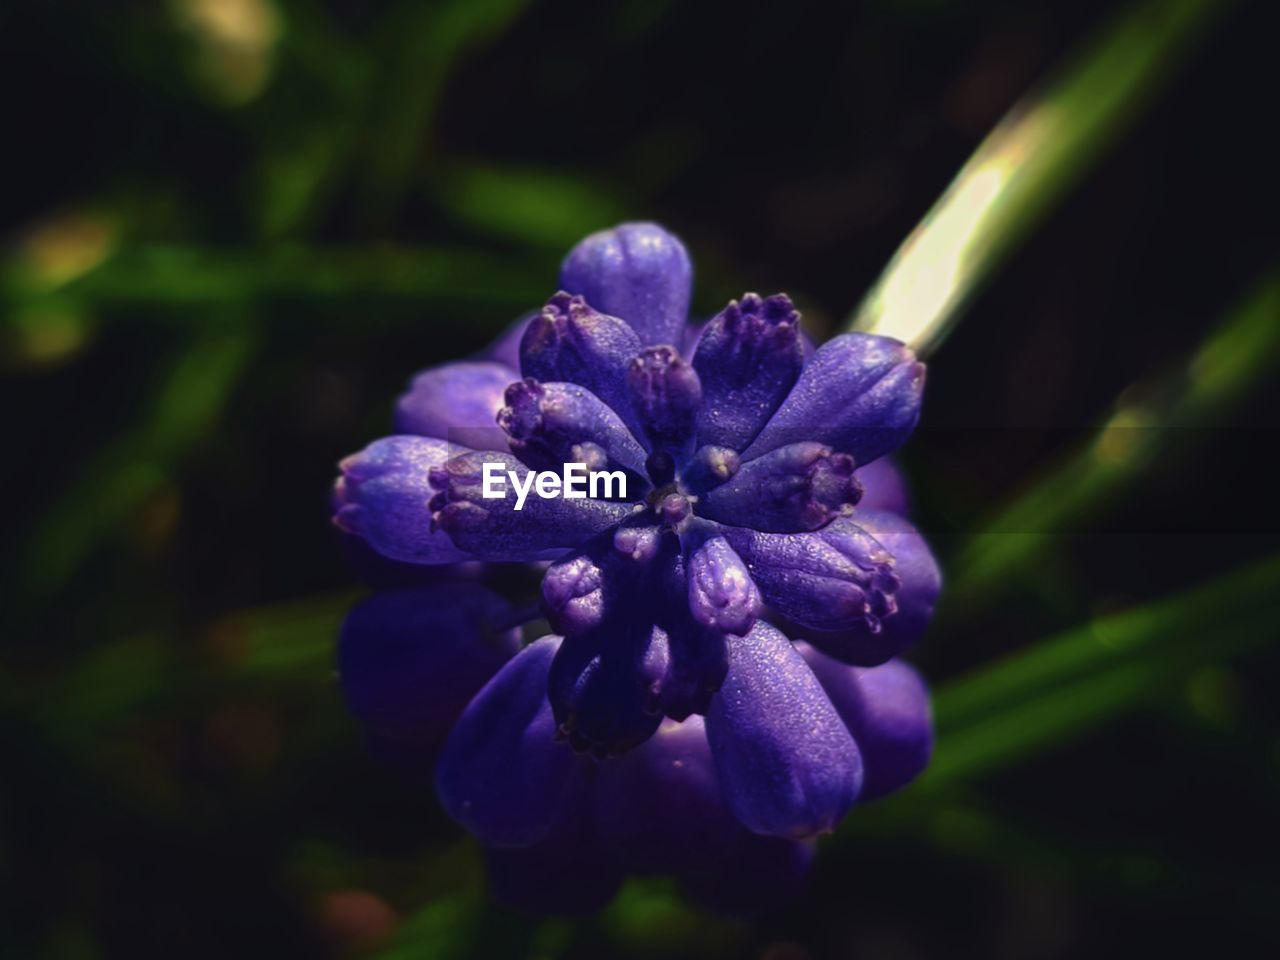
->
[855,457,910,514]
[706,622,862,838]
[742,333,925,465]
[594,715,812,910]
[698,442,862,532]
[435,636,576,847]
[520,293,642,432]
[429,450,634,561]
[720,517,900,635]
[799,510,941,664]
[498,378,649,477]
[559,221,692,347]
[692,293,804,451]
[799,647,933,801]
[333,436,471,564]
[393,361,517,448]
[338,584,521,752]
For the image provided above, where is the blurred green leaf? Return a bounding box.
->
[925,552,1280,787]
[222,588,362,679]
[358,0,534,228]
[370,894,482,960]
[2,245,550,315]
[849,0,1229,354]
[22,324,257,597]
[948,268,1280,608]
[433,162,626,249]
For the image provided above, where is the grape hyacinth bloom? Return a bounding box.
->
[334,223,941,912]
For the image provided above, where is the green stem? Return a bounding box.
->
[948,268,1280,608]
[847,0,1226,354]
[928,551,1280,787]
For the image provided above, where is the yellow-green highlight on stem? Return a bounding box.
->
[948,267,1279,607]
[847,0,1227,355]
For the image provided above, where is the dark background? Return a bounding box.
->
[2,0,1277,957]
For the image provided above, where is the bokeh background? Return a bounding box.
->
[3,0,1278,957]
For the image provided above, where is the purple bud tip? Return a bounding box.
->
[698,442,864,533]
[722,292,800,343]
[834,541,901,633]
[521,293,606,360]
[682,444,741,494]
[687,536,761,636]
[613,524,662,562]
[426,457,489,529]
[659,492,692,528]
[331,478,360,534]
[806,449,863,521]
[496,378,545,439]
[543,291,597,324]
[542,553,606,634]
[628,346,703,451]
[629,346,702,410]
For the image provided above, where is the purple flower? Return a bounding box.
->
[334,222,940,911]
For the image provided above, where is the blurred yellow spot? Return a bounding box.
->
[18,211,117,289]
[7,304,91,368]
[857,106,1052,351]
[1093,404,1153,466]
[172,0,281,105]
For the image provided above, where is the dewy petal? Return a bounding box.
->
[685,534,761,636]
[435,636,576,847]
[497,378,649,477]
[626,345,702,455]
[594,715,812,910]
[799,510,941,665]
[742,333,925,466]
[338,584,521,752]
[333,436,471,565]
[393,360,517,448]
[429,450,634,561]
[721,517,900,635]
[559,221,692,347]
[692,293,804,451]
[855,457,910,514]
[520,292,642,431]
[799,646,933,801]
[705,621,862,838]
[698,441,862,532]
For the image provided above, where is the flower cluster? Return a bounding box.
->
[334,223,941,912]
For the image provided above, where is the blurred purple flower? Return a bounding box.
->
[334,222,940,912]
